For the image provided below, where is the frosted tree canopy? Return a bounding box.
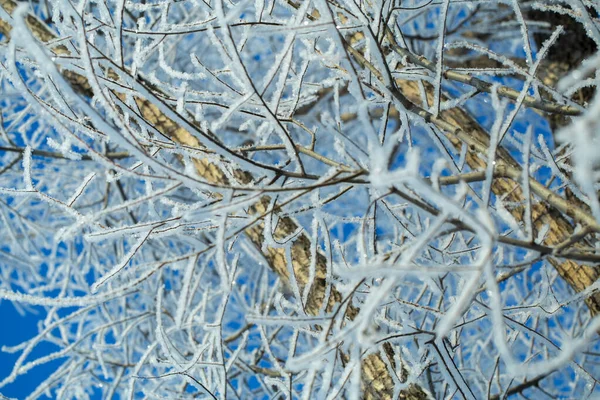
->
[0,0,600,398]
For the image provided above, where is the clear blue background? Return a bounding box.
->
[0,302,62,399]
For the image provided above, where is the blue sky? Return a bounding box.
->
[0,302,62,399]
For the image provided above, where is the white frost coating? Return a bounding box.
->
[440,88,478,111]
[538,135,589,206]
[84,217,179,242]
[497,26,563,143]
[432,0,451,116]
[214,0,304,174]
[430,158,448,192]
[433,337,477,400]
[510,0,534,67]
[112,0,126,67]
[174,256,197,328]
[483,85,504,207]
[515,313,600,379]
[91,229,152,293]
[2,0,599,398]
[215,194,233,290]
[495,196,522,236]
[521,126,533,241]
[210,92,254,131]
[131,77,277,183]
[154,285,172,363]
[10,6,251,194]
[557,91,600,223]
[0,287,134,307]
[22,146,34,190]
[372,147,421,190]
[369,143,391,190]
[557,52,600,93]
[67,172,95,206]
